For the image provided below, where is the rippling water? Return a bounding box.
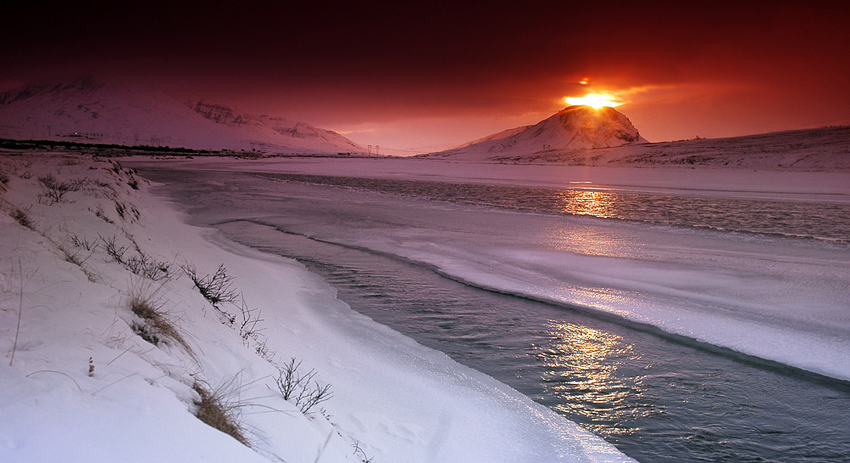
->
[257,173,850,243]
[215,220,850,463]
[135,166,850,462]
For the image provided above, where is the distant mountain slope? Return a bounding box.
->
[185,100,363,153]
[423,105,850,171]
[0,77,364,154]
[426,105,648,159]
[484,125,850,171]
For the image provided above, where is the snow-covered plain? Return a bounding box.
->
[0,153,634,462]
[122,156,850,383]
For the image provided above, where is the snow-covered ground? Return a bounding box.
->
[0,153,634,462]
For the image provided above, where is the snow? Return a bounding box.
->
[428,106,647,159]
[426,120,850,170]
[0,153,634,462]
[0,77,364,154]
[118,156,850,383]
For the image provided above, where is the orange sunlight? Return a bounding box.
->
[565,93,624,109]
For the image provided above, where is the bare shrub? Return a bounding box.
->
[255,339,271,359]
[100,234,128,261]
[37,174,81,205]
[193,380,250,446]
[123,252,174,281]
[352,441,374,463]
[274,358,333,415]
[183,263,239,310]
[69,233,97,251]
[101,235,172,281]
[237,296,265,344]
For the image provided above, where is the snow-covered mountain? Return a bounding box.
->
[0,77,364,154]
[427,105,648,160]
[423,105,850,171]
[459,125,850,171]
[185,100,363,153]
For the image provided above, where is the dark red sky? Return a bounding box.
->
[3,1,849,153]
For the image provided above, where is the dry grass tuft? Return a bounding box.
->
[128,280,190,352]
[10,208,34,229]
[192,380,250,446]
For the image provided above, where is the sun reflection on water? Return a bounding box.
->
[536,321,653,437]
[555,190,618,218]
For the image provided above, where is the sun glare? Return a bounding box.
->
[565,94,623,109]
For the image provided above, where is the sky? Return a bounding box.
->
[2,1,849,154]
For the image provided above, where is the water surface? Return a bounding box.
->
[136,166,850,462]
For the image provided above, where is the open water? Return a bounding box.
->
[137,167,850,462]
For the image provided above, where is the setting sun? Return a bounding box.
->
[565,93,624,109]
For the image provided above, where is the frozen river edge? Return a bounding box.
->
[125,156,850,384]
[1,152,635,462]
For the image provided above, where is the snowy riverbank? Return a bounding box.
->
[124,156,850,383]
[0,152,633,462]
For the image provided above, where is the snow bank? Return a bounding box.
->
[0,153,633,462]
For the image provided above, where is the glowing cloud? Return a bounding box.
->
[565,93,624,109]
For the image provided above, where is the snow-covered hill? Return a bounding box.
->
[186,100,364,153]
[0,77,364,155]
[427,105,648,160]
[481,125,850,171]
[423,104,850,171]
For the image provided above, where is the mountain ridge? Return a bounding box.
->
[0,77,364,154]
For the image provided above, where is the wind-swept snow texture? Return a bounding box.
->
[0,77,364,154]
[0,153,633,462]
